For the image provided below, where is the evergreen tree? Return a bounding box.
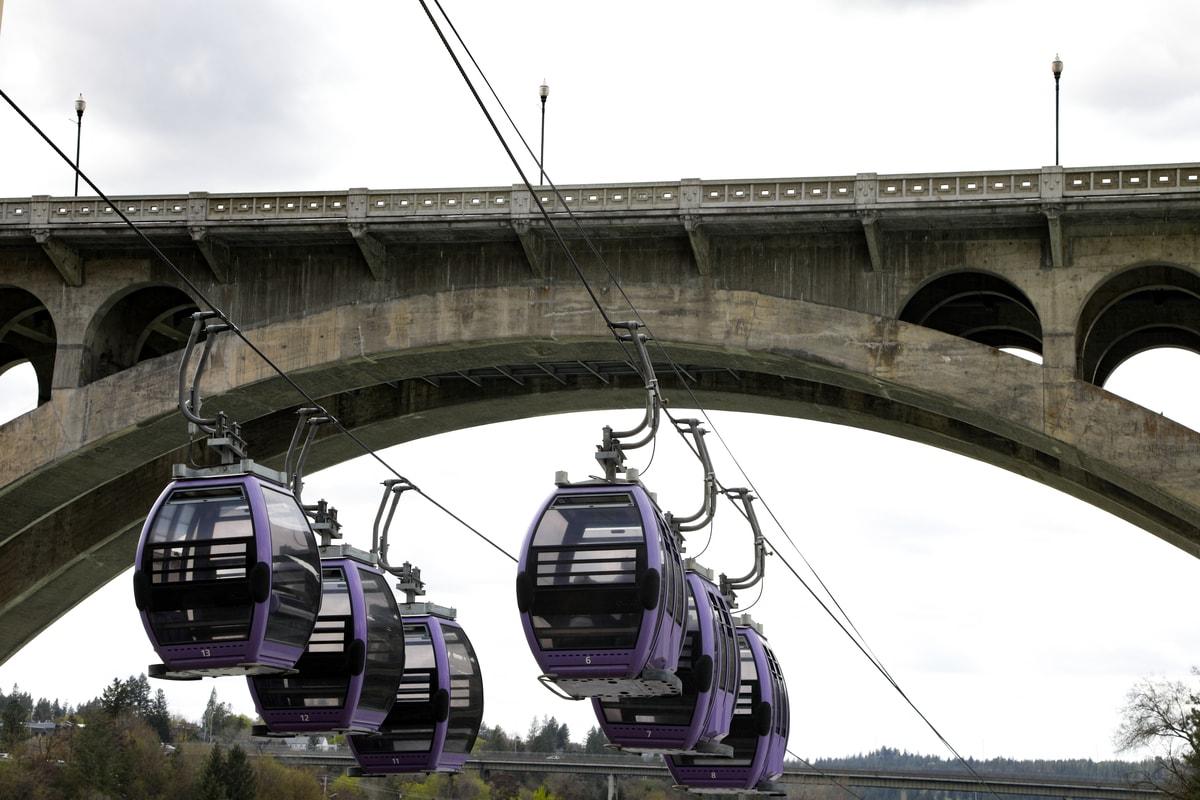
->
[0,684,32,749]
[146,688,172,743]
[126,674,153,716]
[196,744,229,800]
[224,744,256,800]
[32,697,52,722]
[584,725,608,754]
[202,687,235,742]
[99,677,127,715]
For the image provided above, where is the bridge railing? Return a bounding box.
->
[2,163,1198,229]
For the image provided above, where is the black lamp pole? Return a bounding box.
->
[1052,55,1063,166]
[73,94,86,196]
[539,80,549,185]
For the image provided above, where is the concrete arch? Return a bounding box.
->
[3,285,1200,664]
[0,286,57,405]
[898,270,1043,355]
[1076,263,1200,385]
[81,283,201,384]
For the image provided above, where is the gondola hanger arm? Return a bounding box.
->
[596,321,662,481]
[177,310,245,464]
[372,478,417,573]
[720,488,769,606]
[285,408,340,544]
[666,418,718,537]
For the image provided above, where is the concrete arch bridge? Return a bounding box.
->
[1,162,1199,662]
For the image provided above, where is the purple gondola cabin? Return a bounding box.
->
[248,548,406,734]
[349,608,484,775]
[516,482,688,699]
[593,566,739,754]
[665,619,790,795]
[133,468,322,680]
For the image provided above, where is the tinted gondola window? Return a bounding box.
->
[256,566,352,709]
[676,633,759,767]
[765,645,788,738]
[530,493,645,651]
[710,590,738,693]
[262,488,320,648]
[442,627,484,753]
[145,485,254,644]
[358,569,406,713]
[600,592,700,727]
[371,623,437,753]
[659,520,686,627]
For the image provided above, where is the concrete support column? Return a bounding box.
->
[608,772,616,800]
[43,287,89,393]
[1041,331,1077,383]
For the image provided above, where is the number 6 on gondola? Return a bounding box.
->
[515,481,687,700]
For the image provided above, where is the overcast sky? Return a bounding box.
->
[2,0,1200,763]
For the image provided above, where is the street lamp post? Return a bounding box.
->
[73,94,86,196]
[1051,54,1063,166]
[539,80,549,185]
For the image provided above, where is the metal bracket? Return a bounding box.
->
[178,311,247,465]
[595,321,661,481]
[665,418,717,539]
[398,601,456,620]
[283,408,341,544]
[372,478,421,594]
[393,561,426,605]
[719,488,768,607]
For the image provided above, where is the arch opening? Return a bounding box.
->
[1102,347,1200,432]
[1077,264,1200,387]
[0,362,39,425]
[0,287,56,405]
[84,285,200,384]
[899,271,1043,355]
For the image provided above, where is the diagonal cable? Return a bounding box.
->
[0,85,516,564]
[417,3,1005,793]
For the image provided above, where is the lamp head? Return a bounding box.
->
[1052,54,1063,79]
[74,94,86,117]
[539,81,549,101]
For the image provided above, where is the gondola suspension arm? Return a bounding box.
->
[720,488,769,608]
[372,479,426,603]
[284,407,341,544]
[666,418,718,537]
[596,321,662,481]
[177,310,245,464]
